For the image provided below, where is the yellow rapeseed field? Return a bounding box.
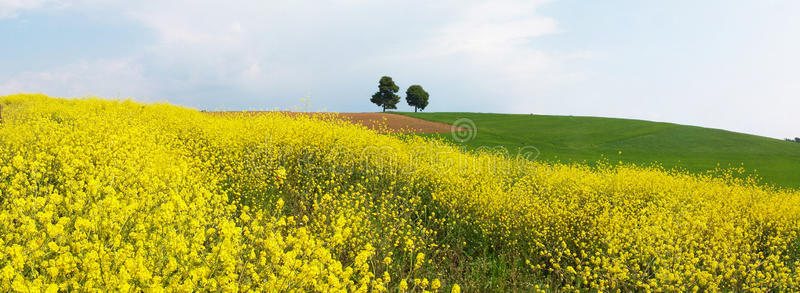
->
[1,94,799,292]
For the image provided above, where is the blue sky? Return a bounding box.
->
[1,0,798,138]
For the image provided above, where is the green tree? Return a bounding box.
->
[370,76,400,112]
[405,85,429,112]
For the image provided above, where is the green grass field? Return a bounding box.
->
[398,112,800,189]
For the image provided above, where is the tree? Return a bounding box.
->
[405,85,429,112]
[370,76,400,112]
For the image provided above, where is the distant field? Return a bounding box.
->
[210,112,457,133]
[398,112,800,189]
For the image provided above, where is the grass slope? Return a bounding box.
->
[398,112,800,189]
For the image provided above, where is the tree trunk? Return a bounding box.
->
[414,106,417,112]
[382,105,385,112]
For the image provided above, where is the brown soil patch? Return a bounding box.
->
[333,113,460,133]
[208,111,460,134]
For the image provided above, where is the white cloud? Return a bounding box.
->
[0,58,155,101]
[431,1,558,54]
[113,0,576,102]
[357,0,585,111]
[0,0,63,19]
[1,0,587,111]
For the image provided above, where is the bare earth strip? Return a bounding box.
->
[208,111,460,134]
[333,113,460,133]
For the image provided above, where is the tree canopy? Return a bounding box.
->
[405,85,429,112]
[370,76,400,112]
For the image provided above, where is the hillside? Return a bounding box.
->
[3,95,800,291]
[398,112,800,189]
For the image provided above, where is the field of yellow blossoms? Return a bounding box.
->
[1,94,799,292]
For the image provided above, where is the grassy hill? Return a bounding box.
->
[398,112,800,189]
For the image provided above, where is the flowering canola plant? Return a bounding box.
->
[0,94,799,292]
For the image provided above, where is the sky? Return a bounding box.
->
[1,0,798,139]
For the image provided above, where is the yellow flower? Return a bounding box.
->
[451,284,461,293]
[431,278,441,290]
[398,279,408,291]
